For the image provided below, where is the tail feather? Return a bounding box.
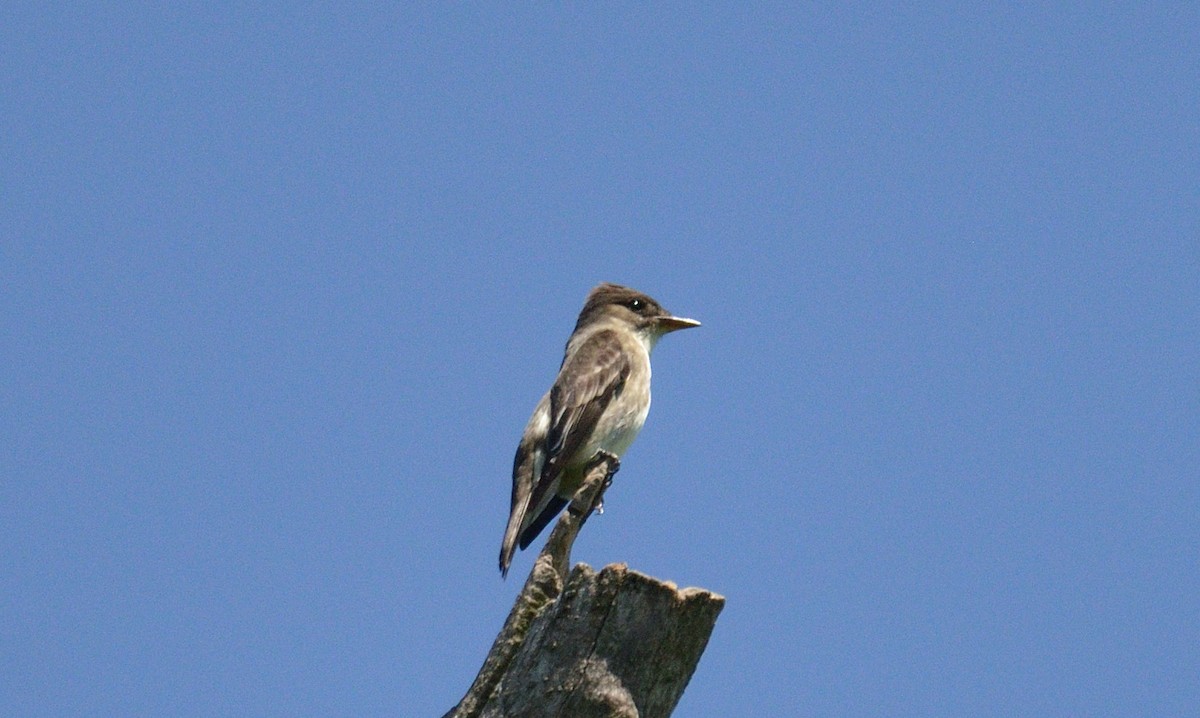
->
[518,495,569,551]
[499,503,526,578]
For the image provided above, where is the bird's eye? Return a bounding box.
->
[628,299,644,311]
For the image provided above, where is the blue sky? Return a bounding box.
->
[3,4,1197,716]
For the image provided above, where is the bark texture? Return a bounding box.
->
[444,456,724,718]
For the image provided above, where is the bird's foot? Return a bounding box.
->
[583,451,620,516]
[592,450,621,479]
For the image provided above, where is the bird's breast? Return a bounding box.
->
[588,354,652,459]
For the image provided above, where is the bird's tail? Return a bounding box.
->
[517,495,568,551]
[498,504,526,578]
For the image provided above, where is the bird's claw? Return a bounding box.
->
[593,450,621,477]
[586,451,620,517]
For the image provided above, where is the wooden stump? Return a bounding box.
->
[444,456,725,718]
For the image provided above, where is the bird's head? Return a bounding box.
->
[574,283,701,343]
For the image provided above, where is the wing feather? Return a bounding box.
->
[520,330,630,541]
[545,329,630,473]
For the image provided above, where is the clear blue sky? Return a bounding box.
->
[3,4,1196,716]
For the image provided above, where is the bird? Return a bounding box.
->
[499,282,700,577]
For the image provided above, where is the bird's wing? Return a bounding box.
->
[499,393,548,576]
[521,329,630,540]
[545,329,631,472]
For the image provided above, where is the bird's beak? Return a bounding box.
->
[655,315,701,333]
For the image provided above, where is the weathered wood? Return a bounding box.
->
[445,456,725,718]
[480,563,724,718]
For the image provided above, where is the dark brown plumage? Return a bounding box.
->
[499,283,699,577]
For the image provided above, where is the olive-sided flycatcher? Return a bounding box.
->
[499,283,700,576]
